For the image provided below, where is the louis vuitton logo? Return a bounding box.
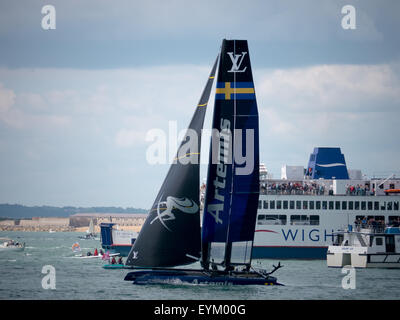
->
[227,52,247,73]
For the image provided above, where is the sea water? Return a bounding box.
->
[0,231,399,300]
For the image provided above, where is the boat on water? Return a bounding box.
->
[124,39,283,286]
[100,223,137,257]
[249,147,400,259]
[107,147,400,260]
[0,238,25,252]
[79,219,100,240]
[327,223,400,268]
[103,264,126,269]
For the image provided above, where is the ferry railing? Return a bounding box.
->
[353,223,386,233]
[259,189,375,196]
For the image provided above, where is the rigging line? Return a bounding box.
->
[173,152,200,161]
[225,40,237,267]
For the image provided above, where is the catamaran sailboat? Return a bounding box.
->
[124,39,282,285]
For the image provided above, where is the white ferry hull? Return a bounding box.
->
[254,194,400,259]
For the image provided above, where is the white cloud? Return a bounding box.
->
[256,63,400,137]
[0,83,15,113]
[1,62,399,206]
[254,63,400,177]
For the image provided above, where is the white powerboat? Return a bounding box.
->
[0,238,25,252]
[327,224,400,268]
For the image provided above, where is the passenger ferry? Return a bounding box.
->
[251,147,400,259]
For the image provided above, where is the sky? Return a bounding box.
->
[0,0,399,209]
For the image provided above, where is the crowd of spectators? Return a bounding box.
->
[260,182,326,195]
[346,184,372,196]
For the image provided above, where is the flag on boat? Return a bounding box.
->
[102,251,110,261]
[72,242,81,253]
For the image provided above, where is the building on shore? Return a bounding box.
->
[69,213,148,231]
[0,217,72,232]
[0,213,148,232]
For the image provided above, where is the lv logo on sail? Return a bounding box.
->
[227,52,247,73]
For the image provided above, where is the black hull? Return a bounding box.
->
[124,268,282,286]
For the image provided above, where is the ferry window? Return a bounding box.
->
[278,215,287,225]
[335,201,340,210]
[316,201,321,210]
[283,200,288,210]
[310,215,320,225]
[322,201,327,210]
[270,200,275,209]
[375,216,385,223]
[349,201,354,210]
[258,215,286,225]
[368,201,373,210]
[258,201,262,209]
[361,201,366,210]
[376,238,383,246]
[263,200,268,210]
[387,202,392,211]
[303,201,308,210]
[277,200,282,209]
[290,215,299,224]
[290,215,308,225]
[329,201,334,210]
[354,201,360,210]
[394,202,399,210]
[309,201,314,210]
[342,201,347,210]
[290,201,295,209]
[381,202,386,211]
[296,201,301,210]
[374,201,379,210]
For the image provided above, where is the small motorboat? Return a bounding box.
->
[0,238,25,252]
[327,224,400,268]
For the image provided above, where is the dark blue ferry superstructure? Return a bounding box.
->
[306,147,349,180]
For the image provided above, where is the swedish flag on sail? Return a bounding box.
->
[216,82,255,100]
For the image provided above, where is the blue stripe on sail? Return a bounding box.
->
[235,82,254,88]
[215,93,255,100]
[235,93,255,100]
[216,82,254,88]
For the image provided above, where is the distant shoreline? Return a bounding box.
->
[0,224,142,233]
[0,226,79,232]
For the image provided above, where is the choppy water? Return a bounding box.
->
[0,231,399,300]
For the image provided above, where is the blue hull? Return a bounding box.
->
[103,264,126,269]
[252,246,328,259]
[124,268,282,286]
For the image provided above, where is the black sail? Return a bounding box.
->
[125,57,218,267]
